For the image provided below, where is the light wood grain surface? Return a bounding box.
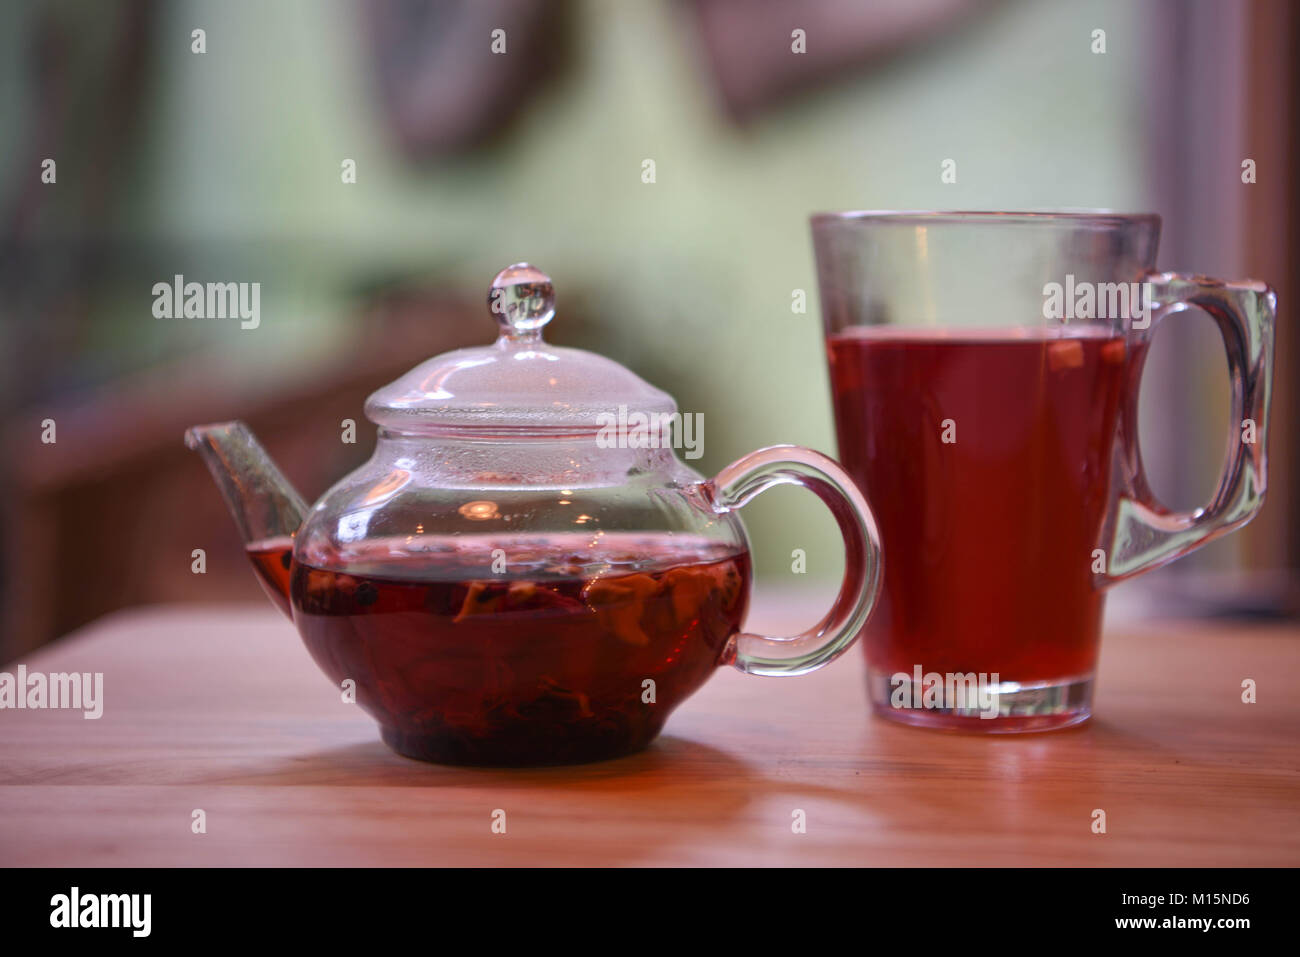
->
[2,595,1298,867]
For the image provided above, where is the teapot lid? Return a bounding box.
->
[365,263,677,434]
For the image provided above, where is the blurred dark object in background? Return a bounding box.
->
[1143,0,1300,612]
[6,0,153,238]
[361,0,571,156]
[688,0,991,119]
[2,1,155,410]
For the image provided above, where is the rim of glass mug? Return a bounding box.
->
[810,209,1162,229]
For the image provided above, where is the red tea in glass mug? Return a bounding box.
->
[813,212,1275,731]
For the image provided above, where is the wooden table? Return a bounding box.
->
[2,595,1298,867]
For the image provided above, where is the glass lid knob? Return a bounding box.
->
[489,262,556,341]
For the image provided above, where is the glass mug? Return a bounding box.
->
[812,211,1275,732]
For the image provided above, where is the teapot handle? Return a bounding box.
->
[704,445,882,676]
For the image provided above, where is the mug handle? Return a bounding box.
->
[701,445,883,676]
[1099,272,1276,584]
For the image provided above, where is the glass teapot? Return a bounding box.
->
[187,264,881,766]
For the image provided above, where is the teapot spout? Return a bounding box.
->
[185,421,308,619]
